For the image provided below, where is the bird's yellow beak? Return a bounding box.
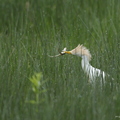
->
[64,51,72,54]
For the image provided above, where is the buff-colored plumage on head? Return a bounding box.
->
[70,44,92,61]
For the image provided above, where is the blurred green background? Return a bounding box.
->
[0,0,120,120]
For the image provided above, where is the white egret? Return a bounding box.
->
[63,44,106,83]
[49,44,113,84]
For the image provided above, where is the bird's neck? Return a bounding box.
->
[81,56,91,72]
[81,55,106,83]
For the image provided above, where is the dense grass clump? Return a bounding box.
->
[0,0,120,120]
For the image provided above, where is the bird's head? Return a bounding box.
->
[61,44,91,61]
[49,44,91,61]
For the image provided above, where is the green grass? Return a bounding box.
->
[0,0,120,120]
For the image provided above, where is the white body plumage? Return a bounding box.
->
[81,55,105,83]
